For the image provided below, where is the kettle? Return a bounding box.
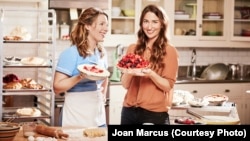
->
[110,44,124,82]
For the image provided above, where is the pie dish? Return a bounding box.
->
[203,94,229,106]
[16,108,41,116]
[116,53,150,75]
[116,65,147,74]
[21,57,46,65]
[77,64,110,80]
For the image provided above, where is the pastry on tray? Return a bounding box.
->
[16,107,41,116]
[83,128,106,138]
[20,57,46,65]
[3,78,44,90]
[3,82,23,89]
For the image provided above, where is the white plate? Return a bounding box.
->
[3,57,21,65]
[77,64,110,80]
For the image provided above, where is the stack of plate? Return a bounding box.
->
[174,10,190,19]
[203,12,222,19]
[0,122,20,141]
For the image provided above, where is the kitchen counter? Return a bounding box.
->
[13,127,107,141]
[110,79,250,85]
[169,105,240,125]
[175,77,250,84]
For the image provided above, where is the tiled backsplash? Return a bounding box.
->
[175,48,250,66]
[56,40,250,67]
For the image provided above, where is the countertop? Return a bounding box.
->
[13,127,107,141]
[12,106,239,140]
[110,79,250,85]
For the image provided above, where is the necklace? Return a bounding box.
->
[144,46,151,61]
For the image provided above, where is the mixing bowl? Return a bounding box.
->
[200,63,229,80]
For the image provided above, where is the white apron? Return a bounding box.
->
[62,91,106,127]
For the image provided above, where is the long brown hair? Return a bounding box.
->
[135,5,169,72]
[70,7,108,58]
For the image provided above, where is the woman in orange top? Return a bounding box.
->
[120,4,179,125]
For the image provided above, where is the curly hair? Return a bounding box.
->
[70,7,108,58]
[135,5,169,72]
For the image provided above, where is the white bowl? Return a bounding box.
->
[112,7,121,17]
[188,98,209,107]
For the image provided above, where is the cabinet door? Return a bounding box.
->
[109,85,126,124]
[107,0,169,47]
[229,97,245,124]
[242,84,250,124]
[174,83,243,98]
[171,0,227,40]
[230,0,250,41]
[109,101,123,124]
[165,0,235,47]
[110,0,136,35]
[174,84,212,98]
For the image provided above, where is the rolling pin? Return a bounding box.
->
[35,125,69,139]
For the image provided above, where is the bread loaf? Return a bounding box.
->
[36,125,69,139]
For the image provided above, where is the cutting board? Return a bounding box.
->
[169,106,240,125]
[187,107,240,125]
[200,115,240,125]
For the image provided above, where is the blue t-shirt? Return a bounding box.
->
[56,45,108,92]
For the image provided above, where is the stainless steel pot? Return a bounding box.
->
[200,63,229,80]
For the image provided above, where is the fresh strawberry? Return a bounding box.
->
[117,53,149,69]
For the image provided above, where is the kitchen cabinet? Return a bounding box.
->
[174,83,250,124]
[0,9,56,125]
[106,0,168,47]
[230,0,250,41]
[171,0,227,40]
[105,0,250,47]
[167,0,250,47]
[109,84,126,124]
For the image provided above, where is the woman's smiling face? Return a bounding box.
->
[87,14,108,42]
[142,11,161,40]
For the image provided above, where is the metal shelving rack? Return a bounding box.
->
[0,9,56,126]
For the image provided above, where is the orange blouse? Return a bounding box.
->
[122,43,179,112]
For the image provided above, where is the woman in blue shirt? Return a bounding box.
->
[53,7,109,127]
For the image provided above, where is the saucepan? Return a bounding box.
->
[200,63,229,80]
